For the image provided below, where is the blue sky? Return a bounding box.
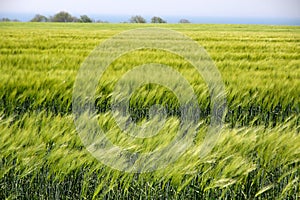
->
[1,0,299,18]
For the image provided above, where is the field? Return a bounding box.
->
[0,22,299,199]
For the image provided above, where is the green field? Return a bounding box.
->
[0,22,299,199]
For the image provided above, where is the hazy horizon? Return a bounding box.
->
[0,12,299,25]
[0,0,299,25]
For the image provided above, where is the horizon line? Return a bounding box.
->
[1,12,299,25]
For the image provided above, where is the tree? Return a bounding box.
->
[72,16,79,22]
[129,15,146,23]
[30,14,48,22]
[79,15,93,23]
[51,11,74,22]
[179,19,190,23]
[0,18,11,22]
[151,16,166,23]
[0,18,19,22]
[96,19,109,23]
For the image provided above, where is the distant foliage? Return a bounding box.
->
[151,16,167,23]
[79,15,93,23]
[30,14,48,22]
[51,11,76,22]
[95,19,109,23]
[30,12,95,23]
[0,18,11,22]
[0,17,19,22]
[129,15,146,23]
[179,19,190,23]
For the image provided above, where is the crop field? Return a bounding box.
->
[0,23,299,199]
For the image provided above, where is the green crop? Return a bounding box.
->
[0,22,299,199]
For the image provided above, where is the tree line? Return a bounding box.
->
[26,11,190,23]
[0,18,20,22]
[30,12,94,23]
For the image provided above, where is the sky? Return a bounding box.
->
[0,0,299,23]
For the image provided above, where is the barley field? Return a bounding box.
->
[0,22,299,199]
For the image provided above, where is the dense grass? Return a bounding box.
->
[0,22,299,199]
[1,23,299,125]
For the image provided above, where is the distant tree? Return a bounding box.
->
[79,15,93,23]
[179,19,190,23]
[151,16,166,23]
[48,16,53,22]
[72,16,79,22]
[51,11,74,22]
[0,18,19,22]
[129,15,146,23]
[30,14,48,22]
[0,18,11,22]
[96,19,109,23]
